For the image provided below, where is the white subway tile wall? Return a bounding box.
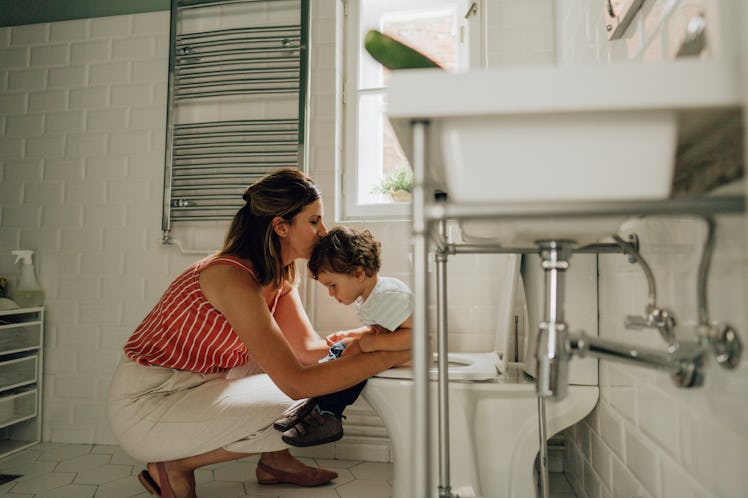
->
[555,1,748,497]
[0,12,176,445]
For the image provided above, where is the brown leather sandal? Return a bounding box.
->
[255,460,337,487]
[138,462,176,498]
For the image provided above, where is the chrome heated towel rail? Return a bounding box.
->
[162,0,310,235]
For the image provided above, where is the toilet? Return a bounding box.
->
[363,253,600,498]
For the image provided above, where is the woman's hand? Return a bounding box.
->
[339,340,363,357]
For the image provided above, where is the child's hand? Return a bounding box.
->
[326,331,348,346]
[326,329,367,345]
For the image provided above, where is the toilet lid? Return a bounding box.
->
[374,351,501,381]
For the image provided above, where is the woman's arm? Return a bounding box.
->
[272,284,329,364]
[201,264,409,399]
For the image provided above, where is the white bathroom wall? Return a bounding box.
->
[0,4,326,449]
[0,12,179,444]
[555,1,748,497]
[0,0,547,458]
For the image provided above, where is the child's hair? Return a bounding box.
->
[308,227,381,278]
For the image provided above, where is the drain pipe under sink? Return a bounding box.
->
[537,397,550,498]
[534,240,576,498]
[435,203,453,498]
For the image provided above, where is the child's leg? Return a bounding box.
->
[314,379,367,417]
[280,340,371,446]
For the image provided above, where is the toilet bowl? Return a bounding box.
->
[363,254,600,498]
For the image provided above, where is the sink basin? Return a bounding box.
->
[387,60,740,246]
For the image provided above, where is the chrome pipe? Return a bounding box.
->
[175,87,298,98]
[177,39,300,52]
[177,56,299,69]
[175,137,297,144]
[447,242,627,255]
[173,150,297,158]
[436,216,452,498]
[176,76,299,89]
[612,235,657,309]
[173,172,266,183]
[171,161,291,169]
[172,183,254,190]
[568,332,705,388]
[177,32,299,45]
[535,240,573,400]
[161,0,179,235]
[171,205,240,212]
[173,140,297,149]
[537,396,549,498]
[171,214,235,221]
[177,24,300,39]
[170,194,241,200]
[177,0,281,9]
[177,67,299,80]
[175,118,297,128]
[177,45,300,59]
[174,127,298,136]
[697,217,715,326]
[411,120,432,498]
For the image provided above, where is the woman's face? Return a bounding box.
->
[282,199,327,263]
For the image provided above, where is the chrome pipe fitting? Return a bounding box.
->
[569,332,706,388]
[535,240,575,400]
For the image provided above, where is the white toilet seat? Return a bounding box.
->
[375,351,502,381]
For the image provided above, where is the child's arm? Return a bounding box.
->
[358,316,412,353]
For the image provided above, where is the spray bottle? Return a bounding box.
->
[11,250,45,308]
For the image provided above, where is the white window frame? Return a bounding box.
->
[340,0,482,221]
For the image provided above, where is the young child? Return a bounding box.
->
[273,226,413,447]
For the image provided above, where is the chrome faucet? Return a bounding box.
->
[534,226,741,402]
[613,235,678,345]
[625,306,677,345]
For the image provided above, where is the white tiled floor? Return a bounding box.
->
[0,442,577,497]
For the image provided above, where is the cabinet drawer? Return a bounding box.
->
[0,356,37,393]
[0,388,37,429]
[0,322,42,354]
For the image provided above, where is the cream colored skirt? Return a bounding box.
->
[108,356,294,462]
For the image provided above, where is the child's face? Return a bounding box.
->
[316,269,366,305]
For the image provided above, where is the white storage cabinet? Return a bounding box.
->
[0,307,43,458]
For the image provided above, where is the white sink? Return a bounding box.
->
[387,60,740,246]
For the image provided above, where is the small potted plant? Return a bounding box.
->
[371,166,414,202]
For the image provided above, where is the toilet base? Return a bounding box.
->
[364,378,598,498]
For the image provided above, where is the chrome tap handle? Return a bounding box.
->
[649,308,677,344]
[625,308,677,345]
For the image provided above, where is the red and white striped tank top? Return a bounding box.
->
[123,254,281,373]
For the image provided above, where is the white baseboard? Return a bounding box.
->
[290,434,392,462]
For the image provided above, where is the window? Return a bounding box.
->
[342,0,480,219]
